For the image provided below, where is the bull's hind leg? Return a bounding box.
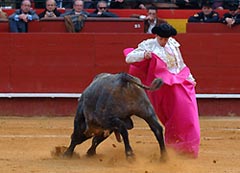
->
[112,118,134,158]
[144,115,167,161]
[86,132,112,156]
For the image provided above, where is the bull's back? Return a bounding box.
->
[83,73,152,117]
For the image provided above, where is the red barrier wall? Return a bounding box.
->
[0,32,240,116]
[187,23,240,33]
[0,33,240,93]
[0,33,239,94]
[0,18,145,33]
[28,18,144,33]
[0,19,8,32]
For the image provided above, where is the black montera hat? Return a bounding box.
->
[229,4,238,11]
[151,23,177,38]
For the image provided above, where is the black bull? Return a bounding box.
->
[64,72,167,160]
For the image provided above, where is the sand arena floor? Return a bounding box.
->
[0,116,239,173]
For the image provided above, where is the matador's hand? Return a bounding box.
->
[144,51,152,59]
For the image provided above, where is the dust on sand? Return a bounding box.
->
[0,116,239,173]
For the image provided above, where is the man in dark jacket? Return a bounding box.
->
[144,6,167,33]
[188,1,219,23]
[8,0,39,32]
[220,3,240,27]
[89,1,118,17]
[38,0,62,19]
[60,0,89,17]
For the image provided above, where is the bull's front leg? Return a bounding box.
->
[64,132,90,157]
[112,118,134,158]
[144,116,167,161]
[64,108,90,157]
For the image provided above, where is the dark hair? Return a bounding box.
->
[97,0,107,8]
[147,6,158,12]
[21,0,31,5]
[201,1,213,8]
[228,3,238,11]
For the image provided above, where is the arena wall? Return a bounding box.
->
[0,31,239,116]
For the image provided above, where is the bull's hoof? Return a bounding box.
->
[63,150,73,158]
[160,152,168,162]
[126,150,135,157]
[63,149,80,159]
[86,149,96,156]
[126,152,135,162]
[126,151,135,157]
[51,146,69,158]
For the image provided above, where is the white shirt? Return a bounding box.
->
[126,37,195,82]
[147,19,157,34]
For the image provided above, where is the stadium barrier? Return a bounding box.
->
[28,17,144,33]
[1,9,229,33]
[186,23,240,33]
[0,32,239,116]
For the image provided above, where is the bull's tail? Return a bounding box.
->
[121,72,163,91]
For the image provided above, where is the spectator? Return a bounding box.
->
[124,23,200,158]
[143,6,167,34]
[8,0,39,32]
[58,0,86,9]
[15,0,33,9]
[38,0,62,19]
[220,3,240,27]
[132,6,167,33]
[188,1,219,22]
[60,0,89,17]
[0,7,8,19]
[89,1,118,17]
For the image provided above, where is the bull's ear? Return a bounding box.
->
[123,48,134,57]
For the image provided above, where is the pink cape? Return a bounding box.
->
[124,48,200,158]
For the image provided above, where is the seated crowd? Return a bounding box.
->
[188,1,240,27]
[1,0,239,9]
[0,0,240,32]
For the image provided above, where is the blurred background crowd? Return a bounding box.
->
[0,0,239,10]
